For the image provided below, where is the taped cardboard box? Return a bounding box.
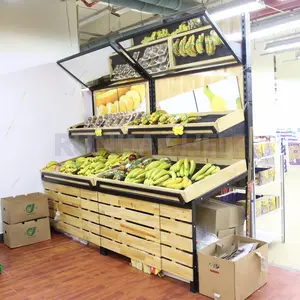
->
[197,199,245,237]
[3,217,51,248]
[1,193,49,224]
[198,235,268,300]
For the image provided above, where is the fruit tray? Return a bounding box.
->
[95,159,247,204]
[68,122,126,138]
[125,110,245,137]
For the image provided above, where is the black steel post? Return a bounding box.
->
[149,79,158,155]
[242,13,255,237]
[190,200,199,293]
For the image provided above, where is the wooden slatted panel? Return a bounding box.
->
[43,182,80,197]
[99,204,121,218]
[98,193,119,206]
[58,222,83,239]
[81,209,100,224]
[82,220,100,235]
[120,220,160,243]
[101,226,121,242]
[120,232,160,257]
[120,208,160,229]
[81,199,98,212]
[161,259,193,281]
[160,217,192,238]
[49,208,56,219]
[83,231,101,246]
[161,245,193,267]
[160,205,192,222]
[101,237,121,254]
[121,245,161,269]
[161,231,193,252]
[48,199,58,210]
[100,215,120,231]
[45,191,80,207]
[61,213,81,228]
[58,203,81,218]
[80,189,98,201]
[119,197,159,215]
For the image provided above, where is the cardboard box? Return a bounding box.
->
[1,193,49,224]
[3,217,51,248]
[198,235,268,300]
[197,199,245,237]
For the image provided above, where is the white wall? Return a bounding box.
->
[0,0,86,234]
[251,42,277,136]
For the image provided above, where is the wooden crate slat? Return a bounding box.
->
[101,226,121,242]
[162,258,193,281]
[81,199,98,212]
[80,189,98,201]
[98,193,120,206]
[160,205,192,223]
[81,209,100,224]
[45,190,80,207]
[83,231,101,246]
[58,203,81,218]
[82,220,100,234]
[120,220,160,243]
[119,197,159,215]
[121,244,161,269]
[99,204,121,218]
[100,215,120,231]
[43,182,80,197]
[58,222,83,239]
[160,217,192,238]
[101,237,121,254]
[120,208,160,229]
[161,245,193,267]
[161,231,193,252]
[120,232,160,257]
[61,213,81,228]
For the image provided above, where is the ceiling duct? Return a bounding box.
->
[99,0,179,15]
[135,0,194,10]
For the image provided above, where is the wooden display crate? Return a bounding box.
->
[96,159,247,204]
[160,205,193,281]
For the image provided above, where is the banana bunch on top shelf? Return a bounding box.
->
[129,111,200,126]
[172,30,224,58]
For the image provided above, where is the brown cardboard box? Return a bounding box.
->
[1,193,49,224]
[3,217,51,248]
[197,199,245,237]
[198,235,268,300]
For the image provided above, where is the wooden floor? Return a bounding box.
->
[1,232,300,300]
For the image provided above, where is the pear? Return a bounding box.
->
[204,86,228,111]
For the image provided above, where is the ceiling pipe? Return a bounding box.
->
[135,0,195,11]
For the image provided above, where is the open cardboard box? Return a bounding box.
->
[198,235,268,300]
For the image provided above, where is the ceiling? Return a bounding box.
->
[77,0,300,46]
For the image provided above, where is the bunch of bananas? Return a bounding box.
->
[170,158,196,178]
[45,161,59,172]
[191,164,220,181]
[171,22,189,36]
[92,149,109,158]
[129,112,199,126]
[173,30,223,58]
[141,32,157,44]
[125,168,147,184]
[156,28,170,39]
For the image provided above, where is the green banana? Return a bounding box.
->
[165,182,183,190]
[151,168,162,179]
[154,174,170,186]
[191,163,212,180]
[212,166,221,174]
[153,170,169,181]
[189,160,196,176]
[145,161,162,171]
[180,164,185,177]
[169,171,177,180]
[195,174,205,181]
[204,166,217,176]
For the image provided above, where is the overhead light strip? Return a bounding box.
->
[210,0,265,21]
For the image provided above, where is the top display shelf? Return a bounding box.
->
[57,10,242,90]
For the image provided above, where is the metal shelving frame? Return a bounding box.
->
[51,10,254,294]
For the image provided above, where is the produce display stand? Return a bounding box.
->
[42,10,254,293]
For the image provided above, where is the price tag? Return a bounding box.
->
[95,129,103,137]
[173,125,184,136]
